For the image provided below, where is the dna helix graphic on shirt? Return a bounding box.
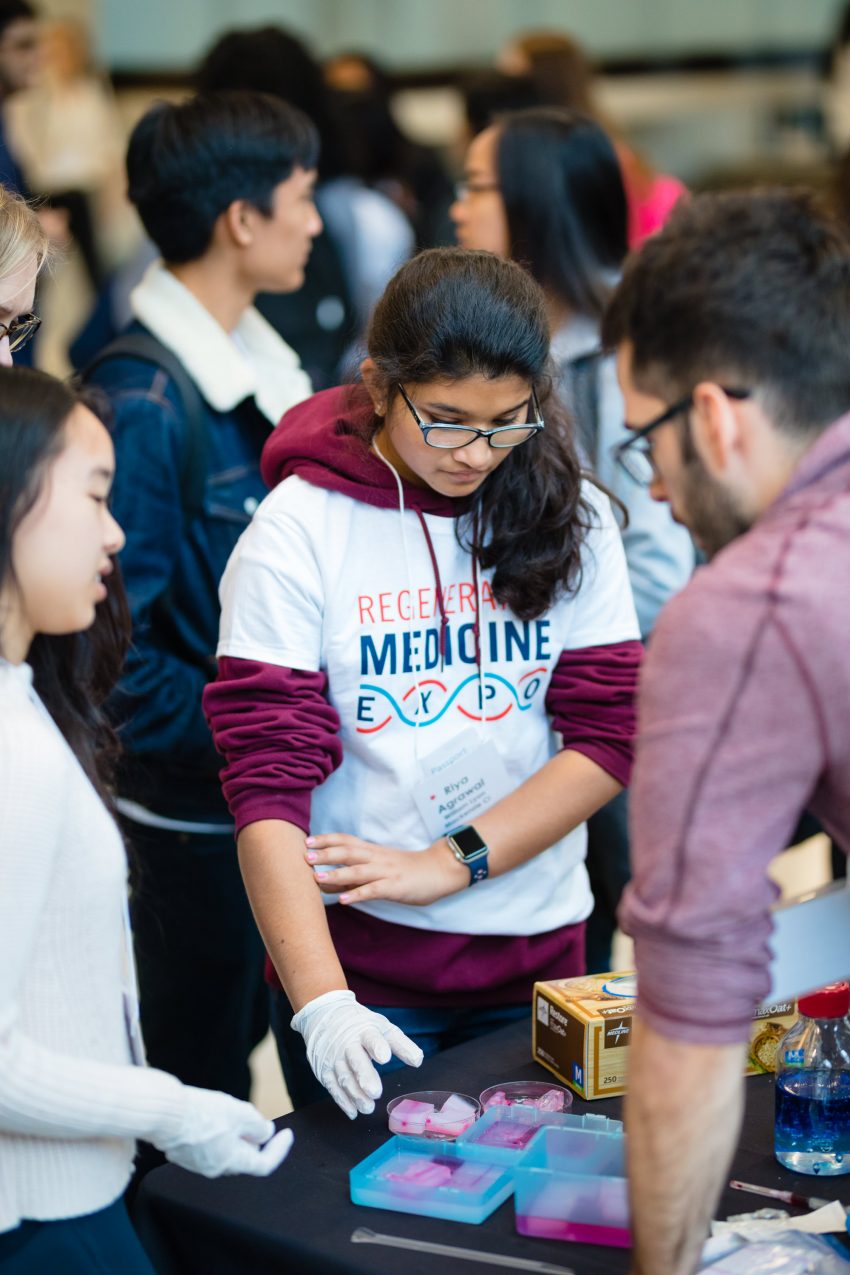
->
[356,668,548,733]
[354,610,552,734]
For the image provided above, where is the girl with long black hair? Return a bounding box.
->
[0,369,291,1275]
[204,248,642,1119]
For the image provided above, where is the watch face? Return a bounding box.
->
[450,825,487,858]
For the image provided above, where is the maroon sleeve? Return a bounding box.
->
[202,656,343,836]
[544,640,642,787]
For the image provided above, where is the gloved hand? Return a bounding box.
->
[154,1086,294,1178]
[292,989,423,1119]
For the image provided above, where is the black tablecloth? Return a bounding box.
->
[134,1019,849,1275]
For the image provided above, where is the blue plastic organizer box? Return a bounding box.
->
[348,1135,514,1224]
[349,1105,630,1239]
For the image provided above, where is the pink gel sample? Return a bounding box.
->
[536,1089,565,1112]
[384,1157,453,1188]
[389,1094,477,1138]
[476,1122,537,1150]
[426,1095,477,1136]
[483,1088,565,1112]
[388,1098,434,1135]
[449,1162,499,1191]
[484,1090,509,1108]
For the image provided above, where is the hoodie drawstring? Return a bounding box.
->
[417,507,488,730]
[414,509,449,665]
[372,440,489,739]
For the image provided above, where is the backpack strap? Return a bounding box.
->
[84,332,208,528]
[564,347,604,471]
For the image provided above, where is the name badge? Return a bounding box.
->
[412,728,513,841]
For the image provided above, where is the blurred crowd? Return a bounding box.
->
[0,8,845,381]
[0,8,701,384]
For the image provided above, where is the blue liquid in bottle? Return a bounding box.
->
[775,1069,850,1175]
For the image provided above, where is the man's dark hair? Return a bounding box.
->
[126,90,319,264]
[602,188,850,439]
[0,0,35,41]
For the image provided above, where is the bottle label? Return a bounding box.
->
[783,1048,805,1066]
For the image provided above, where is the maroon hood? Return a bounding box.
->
[261,385,460,517]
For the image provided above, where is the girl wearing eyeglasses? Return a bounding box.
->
[204,248,641,1120]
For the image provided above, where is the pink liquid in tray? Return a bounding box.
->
[475,1122,538,1150]
[385,1157,453,1189]
[515,1216,632,1248]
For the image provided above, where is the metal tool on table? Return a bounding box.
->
[350,1226,575,1272]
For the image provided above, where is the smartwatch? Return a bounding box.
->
[446,825,489,886]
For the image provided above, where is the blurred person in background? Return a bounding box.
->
[452,107,694,971]
[0,0,39,195]
[459,69,540,148]
[826,1,850,153]
[323,49,455,248]
[499,30,686,246]
[7,18,124,293]
[0,0,56,367]
[83,93,319,1171]
[198,26,414,386]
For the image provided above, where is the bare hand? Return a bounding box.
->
[304,835,467,906]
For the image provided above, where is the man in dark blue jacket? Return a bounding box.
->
[86,91,320,1108]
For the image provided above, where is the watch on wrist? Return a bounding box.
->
[446,825,489,886]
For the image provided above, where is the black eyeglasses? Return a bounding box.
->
[0,312,41,354]
[398,384,544,450]
[614,387,750,486]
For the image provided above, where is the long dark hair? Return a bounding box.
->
[356,247,596,620]
[495,108,628,320]
[0,368,130,804]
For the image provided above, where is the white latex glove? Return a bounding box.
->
[291,989,423,1119]
[154,1086,294,1178]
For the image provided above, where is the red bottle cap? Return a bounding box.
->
[798,982,850,1019]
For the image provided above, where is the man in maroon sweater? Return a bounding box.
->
[602,189,850,1275]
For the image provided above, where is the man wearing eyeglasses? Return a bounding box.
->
[601,188,850,1275]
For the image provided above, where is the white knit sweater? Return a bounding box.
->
[0,661,192,1233]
